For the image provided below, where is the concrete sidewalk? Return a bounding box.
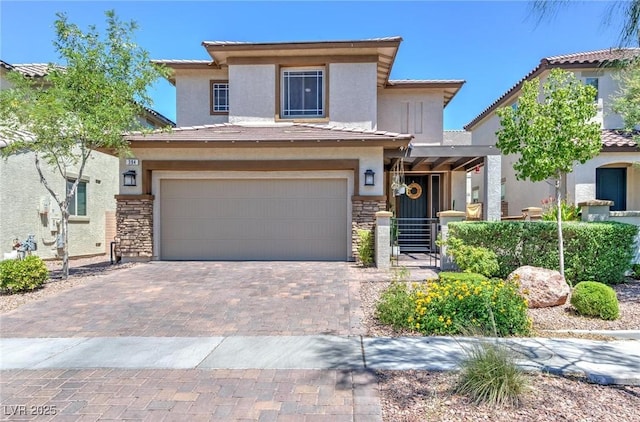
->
[2,335,639,386]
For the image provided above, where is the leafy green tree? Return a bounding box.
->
[0,10,169,278]
[612,58,640,132]
[496,69,600,277]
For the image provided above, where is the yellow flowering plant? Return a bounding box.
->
[411,276,531,336]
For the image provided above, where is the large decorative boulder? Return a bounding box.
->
[507,266,570,308]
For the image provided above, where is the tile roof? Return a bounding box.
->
[10,63,64,77]
[141,106,175,128]
[546,48,640,65]
[0,127,35,148]
[152,59,213,65]
[464,48,640,130]
[125,123,413,144]
[601,129,639,148]
[0,60,14,71]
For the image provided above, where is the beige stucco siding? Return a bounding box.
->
[570,152,640,209]
[0,149,118,259]
[377,90,444,142]
[329,63,377,129]
[228,65,276,123]
[469,113,503,147]
[578,70,623,130]
[120,146,385,197]
[175,69,229,127]
[472,150,640,214]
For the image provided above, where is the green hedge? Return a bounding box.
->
[438,272,488,283]
[448,221,638,285]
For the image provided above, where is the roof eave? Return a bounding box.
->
[200,38,402,87]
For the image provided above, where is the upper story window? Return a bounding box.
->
[585,77,599,102]
[210,80,229,114]
[281,68,325,118]
[67,178,87,216]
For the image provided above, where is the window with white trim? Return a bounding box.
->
[67,179,87,216]
[210,80,229,113]
[281,68,324,118]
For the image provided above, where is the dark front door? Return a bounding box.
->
[398,176,428,220]
[396,175,440,253]
[596,168,627,211]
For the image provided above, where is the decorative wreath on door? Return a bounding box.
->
[406,182,422,200]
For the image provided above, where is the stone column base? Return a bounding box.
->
[115,195,154,262]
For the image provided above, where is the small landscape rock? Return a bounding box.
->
[508,265,570,308]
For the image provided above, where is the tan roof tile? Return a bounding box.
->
[547,48,640,65]
[10,63,63,77]
[601,129,639,148]
[125,123,412,145]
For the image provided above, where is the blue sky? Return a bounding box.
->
[0,1,626,129]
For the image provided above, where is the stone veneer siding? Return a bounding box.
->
[115,195,154,261]
[352,197,387,261]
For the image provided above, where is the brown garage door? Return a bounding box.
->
[160,178,348,260]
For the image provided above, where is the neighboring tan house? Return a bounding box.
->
[114,37,502,262]
[0,60,174,260]
[465,49,640,216]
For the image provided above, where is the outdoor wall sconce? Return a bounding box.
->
[364,169,375,186]
[123,170,137,187]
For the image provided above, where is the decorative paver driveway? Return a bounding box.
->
[0,261,384,421]
[1,368,379,421]
[0,262,361,338]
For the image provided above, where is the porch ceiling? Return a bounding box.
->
[385,144,498,172]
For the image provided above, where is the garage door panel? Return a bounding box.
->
[160,179,348,260]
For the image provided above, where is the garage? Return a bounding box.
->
[159,178,348,260]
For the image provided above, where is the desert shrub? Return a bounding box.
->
[439,271,487,283]
[541,198,581,221]
[0,256,49,293]
[357,229,374,266]
[376,282,415,330]
[441,236,499,277]
[570,281,620,320]
[410,277,531,337]
[456,341,527,407]
[448,221,637,285]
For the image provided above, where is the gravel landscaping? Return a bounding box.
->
[362,273,640,421]
[361,277,640,337]
[0,255,138,313]
[379,370,640,422]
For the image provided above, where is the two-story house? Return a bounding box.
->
[0,60,174,260]
[114,37,499,262]
[465,49,640,216]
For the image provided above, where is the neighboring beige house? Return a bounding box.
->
[114,37,501,262]
[465,49,640,216]
[0,60,174,260]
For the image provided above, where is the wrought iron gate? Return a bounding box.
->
[391,217,440,266]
